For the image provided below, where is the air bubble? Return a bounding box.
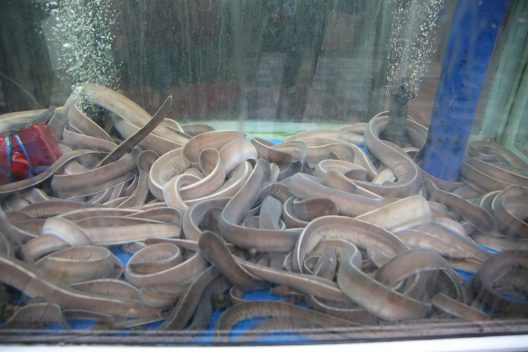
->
[44,0,119,91]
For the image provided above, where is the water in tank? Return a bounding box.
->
[0,0,526,347]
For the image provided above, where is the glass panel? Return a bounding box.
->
[0,0,526,347]
[473,0,528,163]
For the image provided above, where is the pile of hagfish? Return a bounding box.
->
[0,84,526,343]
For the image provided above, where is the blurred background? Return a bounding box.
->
[0,0,525,159]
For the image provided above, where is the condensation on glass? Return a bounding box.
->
[0,0,526,347]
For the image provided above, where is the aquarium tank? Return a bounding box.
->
[0,0,527,349]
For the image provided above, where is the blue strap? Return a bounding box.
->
[1,135,13,180]
[13,133,48,178]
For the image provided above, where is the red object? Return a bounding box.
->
[0,124,62,184]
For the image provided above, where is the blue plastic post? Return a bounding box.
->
[422,0,510,181]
